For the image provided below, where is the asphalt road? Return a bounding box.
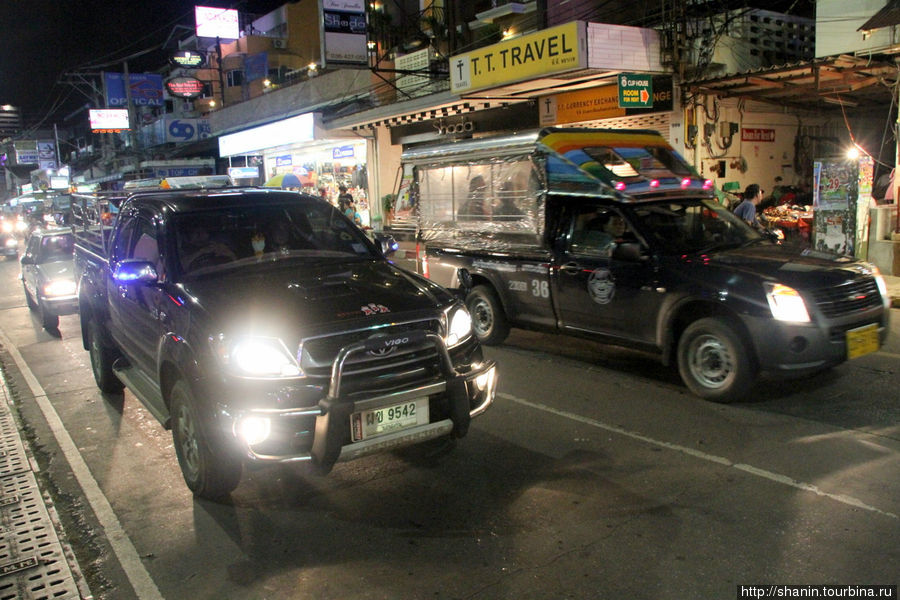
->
[0,246,897,600]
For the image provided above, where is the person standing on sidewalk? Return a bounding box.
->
[734,183,764,229]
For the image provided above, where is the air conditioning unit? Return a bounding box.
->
[273,39,287,49]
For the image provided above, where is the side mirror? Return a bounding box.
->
[373,233,399,257]
[20,255,34,265]
[113,260,159,285]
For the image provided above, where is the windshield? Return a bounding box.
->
[630,199,763,254]
[38,233,75,263]
[173,201,376,276]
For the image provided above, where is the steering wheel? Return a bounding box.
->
[187,248,235,270]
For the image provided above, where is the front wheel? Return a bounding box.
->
[23,283,37,309]
[466,285,510,346]
[39,303,59,330]
[88,320,124,394]
[676,317,756,403]
[170,379,242,500]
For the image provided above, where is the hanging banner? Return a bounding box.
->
[104,72,165,107]
[322,0,367,66]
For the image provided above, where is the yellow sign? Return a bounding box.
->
[450,21,585,94]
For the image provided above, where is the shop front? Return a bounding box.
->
[219,113,372,226]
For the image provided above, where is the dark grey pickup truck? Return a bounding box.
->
[73,188,496,499]
[403,128,890,402]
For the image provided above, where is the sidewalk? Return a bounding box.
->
[1,368,89,599]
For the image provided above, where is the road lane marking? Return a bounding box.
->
[498,392,898,520]
[0,329,165,600]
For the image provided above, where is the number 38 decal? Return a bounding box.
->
[509,279,549,298]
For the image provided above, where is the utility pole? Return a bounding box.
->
[122,60,140,173]
[216,37,226,107]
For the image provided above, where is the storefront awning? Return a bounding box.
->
[686,54,899,110]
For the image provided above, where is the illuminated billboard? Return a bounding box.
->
[89,109,130,132]
[195,6,240,39]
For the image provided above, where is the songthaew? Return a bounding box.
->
[403,127,891,403]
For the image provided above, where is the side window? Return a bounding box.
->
[569,206,629,257]
[24,235,40,259]
[110,218,137,264]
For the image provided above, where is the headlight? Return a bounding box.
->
[15,220,27,232]
[764,282,810,322]
[5,237,17,247]
[43,280,77,297]
[2,222,13,233]
[445,305,472,347]
[235,416,272,446]
[214,335,302,378]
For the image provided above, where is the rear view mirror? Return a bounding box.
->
[373,233,399,257]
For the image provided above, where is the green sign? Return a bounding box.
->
[618,73,653,108]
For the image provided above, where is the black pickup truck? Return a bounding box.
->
[403,128,891,402]
[73,188,496,499]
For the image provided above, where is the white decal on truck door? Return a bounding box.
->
[588,269,615,304]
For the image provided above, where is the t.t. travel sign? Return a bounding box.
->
[450,21,586,95]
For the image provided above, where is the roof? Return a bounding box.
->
[686,54,898,110]
[119,188,319,214]
[859,0,900,32]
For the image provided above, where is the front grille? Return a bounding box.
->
[299,319,444,393]
[810,278,882,318]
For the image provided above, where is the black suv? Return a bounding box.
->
[74,189,497,499]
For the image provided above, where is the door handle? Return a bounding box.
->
[559,262,582,274]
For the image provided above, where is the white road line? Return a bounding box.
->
[498,392,898,520]
[0,329,165,600]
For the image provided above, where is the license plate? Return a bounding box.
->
[846,323,879,359]
[351,398,429,442]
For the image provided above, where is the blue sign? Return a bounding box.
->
[333,145,355,159]
[276,155,293,167]
[104,72,164,107]
[244,52,268,83]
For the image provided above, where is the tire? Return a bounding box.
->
[170,379,242,500]
[466,285,510,346]
[677,317,756,403]
[88,321,124,394]
[39,303,59,330]
[23,283,37,309]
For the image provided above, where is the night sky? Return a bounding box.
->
[0,0,287,128]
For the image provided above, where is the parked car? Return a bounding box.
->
[0,231,19,259]
[21,229,78,330]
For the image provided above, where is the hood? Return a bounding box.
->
[177,257,454,339]
[700,243,875,289]
[36,260,76,282]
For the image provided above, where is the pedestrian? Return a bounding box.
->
[337,184,353,207]
[734,183,764,228]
